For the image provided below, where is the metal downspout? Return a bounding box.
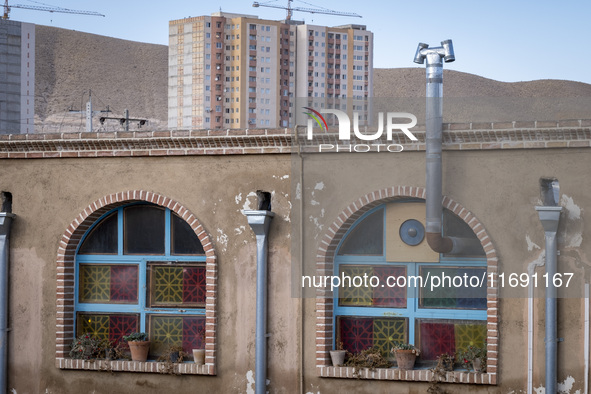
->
[414,40,481,255]
[536,179,561,394]
[244,194,274,394]
[0,192,14,394]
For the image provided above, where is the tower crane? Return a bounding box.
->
[252,0,361,21]
[2,0,104,20]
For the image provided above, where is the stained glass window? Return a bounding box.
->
[149,315,206,355]
[75,203,207,360]
[79,264,139,303]
[338,265,406,308]
[334,203,487,368]
[149,264,206,307]
[77,313,139,346]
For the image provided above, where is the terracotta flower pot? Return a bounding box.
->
[395,349,417,370]
[329,350,346,366]
[128,340,150,362]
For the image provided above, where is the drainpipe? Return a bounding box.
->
[413,40,481,255]
[244,192,274,394]
[536,179,561,394]
[0,192,14,394]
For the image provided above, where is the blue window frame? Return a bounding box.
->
[334,202,487,365]
[75,203,207,357]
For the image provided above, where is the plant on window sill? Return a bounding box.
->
[157,345,189,375]
[392,342,420,370]
[123,332,150,362]
[344,347,392,378]
[427,353,455,394]
[457,345,487,373]
[69,333,108,360]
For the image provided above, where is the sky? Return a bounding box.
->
[9,0,591,84]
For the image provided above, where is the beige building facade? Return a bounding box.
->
[0,118,590,393]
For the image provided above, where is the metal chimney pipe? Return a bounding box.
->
[414,40,479,254]
[536,178,562,394]
[0,192,14,394]
[244,192,274,394]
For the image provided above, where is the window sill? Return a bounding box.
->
[56,358,216,375]
[318,366,496,385]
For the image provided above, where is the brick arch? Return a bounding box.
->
[55,190,217,375]
[315,185,498,384]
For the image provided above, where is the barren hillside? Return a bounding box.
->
[33,26,591,132]
[35,25,168,132]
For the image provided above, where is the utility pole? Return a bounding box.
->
[69,90,110,132]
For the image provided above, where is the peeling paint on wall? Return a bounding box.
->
[533,375,581,394]
[235,193,243,204]
[526,234,541,251]
[217,228,228,252]
[235,225,246,235]
[560,194,583,248]
[242,191,258,211]
[246,370,255,394]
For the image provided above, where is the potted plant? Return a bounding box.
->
[458,345,487,372]
[329,341,346,367]
[392,342,420,370]
[123,332,150,362]
[192,328,206,365]
[69,333,105,360]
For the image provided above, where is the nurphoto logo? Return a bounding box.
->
[303,107,418,153]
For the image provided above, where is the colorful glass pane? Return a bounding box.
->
[79,265,110,303]
[338,317,373,353]
[77,313,138,346]
[419,321,455,360]
[79,264,138,304]
[338,266,373,306]
[150,315,184,355]
[110,265,138,302]
[109,315,139,345]
[182,316,206,353]
[78,314,110,340]
[152,266,183,304]
[372,266,406,307]
[183,266,206,304]
[454,323,486,353]
[373,318,406,357]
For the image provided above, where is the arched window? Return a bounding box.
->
[75,203,206,357]
[334,201,487,365]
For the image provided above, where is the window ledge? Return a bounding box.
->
[56,358,216,375]
[318,366,496,385]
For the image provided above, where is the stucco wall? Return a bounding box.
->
[0,141,589,393]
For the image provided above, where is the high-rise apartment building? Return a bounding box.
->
[0,20,35,134]
[168,12,373,130]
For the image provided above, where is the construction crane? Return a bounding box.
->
[252,0,361,21]
[3,0,104,20]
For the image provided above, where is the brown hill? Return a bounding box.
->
[35,25,168,132]
[33,26,591,132]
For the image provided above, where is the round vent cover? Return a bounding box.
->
[399,219,425,246]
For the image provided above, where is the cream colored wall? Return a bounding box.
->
[1,146,590,392]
